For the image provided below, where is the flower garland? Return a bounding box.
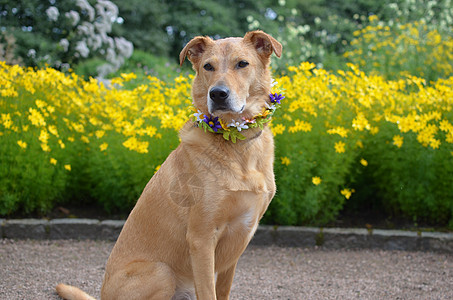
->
[192,92,284,143]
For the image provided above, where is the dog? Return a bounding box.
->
[56,30,282,300]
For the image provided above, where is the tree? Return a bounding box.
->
[0,0,133,76]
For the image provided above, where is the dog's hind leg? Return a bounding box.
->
[101,261,176,300]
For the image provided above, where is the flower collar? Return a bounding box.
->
[192,92,284,143]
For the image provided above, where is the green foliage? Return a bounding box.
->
[357,128,453,226]
[111,0,170,56]
[344,2,453,81]
[265,117,357,225]
[113,50,188,81]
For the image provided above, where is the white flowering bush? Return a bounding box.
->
[1,0,133,77]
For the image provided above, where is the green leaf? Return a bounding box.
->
[236,132,246,140]
[223,131,230,140]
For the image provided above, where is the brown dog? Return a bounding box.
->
[56,30,282,300]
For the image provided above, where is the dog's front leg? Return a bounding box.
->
[215,262,237,300]
[187,228,219,300]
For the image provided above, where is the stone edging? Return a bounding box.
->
[1,219,452,253]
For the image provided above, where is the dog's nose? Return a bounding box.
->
[209,86,230,104]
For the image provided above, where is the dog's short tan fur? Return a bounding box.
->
[56,30,281,300]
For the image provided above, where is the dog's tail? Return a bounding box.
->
[56,283,97,300]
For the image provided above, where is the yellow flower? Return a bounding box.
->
[341,188,355,199]
[352,113,370,131]
[123,136,149,153]
[121,73,137,81]
[327,126,349,138]
[28,108,46,127]
[95,130,105,139]
[100,142,108,151]
[81,135,90,144]
[50,158,57,165]
[35,99,46,108]
[1,113,12,129]
[39,129,49,144]
[368,15,379,22]
[298,62,316,70]
[17,140,27,149]
[288,119,312,133]
[41,143,51,152]
[393,135,404,148]
[271,123,286,135]
[154,164,161,174]
[48,125,59,137]
[281,157,291,166]
[312,177,322,185]
[64,164,71,171]
[360,159,368,166]
[429,139,440,149]
[334,141,346,153]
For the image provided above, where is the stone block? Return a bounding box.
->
[276,226,318,247]
[420,232,453,253]
[322,228,370,249]
[3,219,49,239]
[370,229,420,251]
[49,219,100,240]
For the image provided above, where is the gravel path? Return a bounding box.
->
[1,239,452,299]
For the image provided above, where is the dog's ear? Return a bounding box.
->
[243,30,282,59]
[179,36,214,66]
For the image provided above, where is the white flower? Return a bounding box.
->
[265,102,277,111]
[27,49,36,58]
[90,35,103,51]
[77,21,95,36]
[65,10,80,26]
[228,120,249,132]
[270,78,278,88]
[115,37,134,58]
[59,39,69,52]
[75,40,90,58]
[194,110,205,122]
[96,0,119,19]
[76,0,95,21]
[106,47,117,63]
[46,6,59,22]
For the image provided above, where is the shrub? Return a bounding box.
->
[266,63,453,226]
[0,62,189,214]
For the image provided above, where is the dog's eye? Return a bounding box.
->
[203,63,214,71]
[237,60,249,69]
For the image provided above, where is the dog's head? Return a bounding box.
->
[180,31,282,121]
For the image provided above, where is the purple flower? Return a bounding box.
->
[269,93,285,104]
[203,115,222,132]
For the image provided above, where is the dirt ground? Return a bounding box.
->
[1,239,452,299]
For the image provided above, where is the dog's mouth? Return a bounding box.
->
[209,103,245,114]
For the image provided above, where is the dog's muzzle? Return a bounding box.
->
[208,85,245,114]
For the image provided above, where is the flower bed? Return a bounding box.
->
[1,62,452,227]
